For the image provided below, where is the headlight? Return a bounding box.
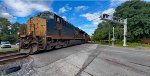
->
[17,32,20,35]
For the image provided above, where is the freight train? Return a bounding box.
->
[19,11,90,54]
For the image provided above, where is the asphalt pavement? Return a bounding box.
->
[29,44,150,76]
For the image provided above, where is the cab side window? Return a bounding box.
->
[49,14,54,19]
[56,17,60,22]
[56,17,62,24]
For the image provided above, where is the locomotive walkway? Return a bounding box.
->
[30,44,150,76]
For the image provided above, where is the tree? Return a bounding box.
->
[0,18,11,35]
[0,17,20,43]
[92,22,112,41]
[114,1,150,41]
[12,22,20,35]
[92,1,150,42]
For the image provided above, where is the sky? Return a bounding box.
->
[0,0,149,36]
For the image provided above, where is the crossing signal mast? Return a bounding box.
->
[100,14,127,47]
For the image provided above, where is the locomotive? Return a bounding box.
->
[19,11,90,54]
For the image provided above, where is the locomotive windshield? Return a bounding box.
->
[37,11,54,19]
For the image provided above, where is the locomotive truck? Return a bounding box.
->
[19,11,90,54]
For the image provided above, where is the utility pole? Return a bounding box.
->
[112,27,115,46]
[123,18,127,46]
[109,25,111,44]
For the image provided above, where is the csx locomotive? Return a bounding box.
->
[19,11,90,54]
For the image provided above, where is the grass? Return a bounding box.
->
[91,41,150,48]
[91,41,111,45]
[0,47,19,54]
[115,41,150,47]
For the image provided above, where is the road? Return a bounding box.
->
[30,44,150,76]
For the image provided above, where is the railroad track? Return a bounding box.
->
[0,52,29,63]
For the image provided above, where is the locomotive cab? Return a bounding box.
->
[19,17,47,54]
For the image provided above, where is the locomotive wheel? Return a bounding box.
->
[46,45,53,50]
[29,44,38,54]
[55,43,61,49]
[63,42,68,47]
[29,48,34,54]
[55,44,61,49]
[67,41,70,47]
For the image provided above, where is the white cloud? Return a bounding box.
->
[80,8,115,25]
[75,6,88,11]
[4,0,52,17]
[62,16,67,20]
[80,12,101,25]
[0,12,17,23]
[59,4,72,13]
[59,7,67,13]
[110,0,127,8]
[102,8,115,15]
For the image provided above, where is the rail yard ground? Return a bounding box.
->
[1,44,150,76]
